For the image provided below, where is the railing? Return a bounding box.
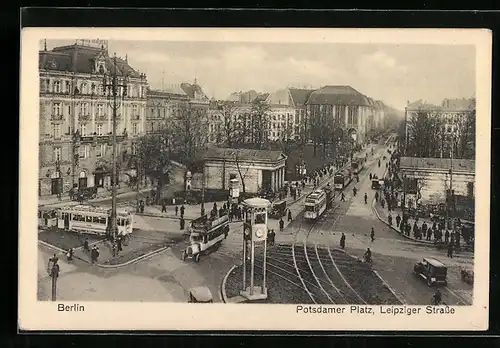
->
[78,114,91,121]
[50,114,64,121]
[78,134,128,144]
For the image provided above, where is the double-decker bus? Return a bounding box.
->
[181,213,230,263]
[304,187,335,220]
[333,169,353,190]
[56,205,134,238]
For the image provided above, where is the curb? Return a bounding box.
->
[97,245,170,268]
[221,264,237,304]
[373,270,407,305]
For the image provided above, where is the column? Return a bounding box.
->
[271,171,276,192]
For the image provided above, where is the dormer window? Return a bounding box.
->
[99,65,105,74]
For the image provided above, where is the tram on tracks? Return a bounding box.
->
[56,205,134,238]
[333,168,353,191]
[181,213,230,263]
[304,186,335,220]
[351,157,365,175]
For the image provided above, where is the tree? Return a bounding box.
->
[214,101,240,147]
[454,108,475,159]
[250,99,270,149]
[233,151,252,194]
[136,127,172,203]
[170,102,210,167]
[407,109,445,157]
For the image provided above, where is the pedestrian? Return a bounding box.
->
[422,222,428,238]
[90,247,96,263]
[340,233,346,250]
[83,237,89,252]
[279,218,284,232]
[341,192,345,202]
[356,175,360,183]
[427,227,433,241]
[447,242,454,258]
[396,214,401,228]
[364,193,368,204]
[228,210,233,222]
[370,228,375,242]
[269,230,275,246]
[180,217,185,230]
[288,210,292,222]
[213,202,218,212]
[66,248,73,262]
[112,242,117,257]
[380,198,385,208]
[375,191,379,202]
[117,236,122,252]
[180,205,185,218]
[369,173,372,180]
[161,201,166,213]
[175,206,178,216]
[445,230,450,244]
[388,214,393,226]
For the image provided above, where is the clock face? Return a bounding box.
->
[244,227,251,236]
[255,229,263,238]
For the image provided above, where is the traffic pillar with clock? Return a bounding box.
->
[240,197,271,301]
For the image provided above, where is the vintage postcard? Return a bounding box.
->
[19,27,490,331]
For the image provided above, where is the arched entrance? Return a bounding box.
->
[94,167,106,188]
[78,171,88,189]
[50,171,62,195]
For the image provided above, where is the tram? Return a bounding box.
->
[304,187,335,220]
[333,168,353,190]
[56,204,134,237]
[351,157,365,175]
[182,213,230,263]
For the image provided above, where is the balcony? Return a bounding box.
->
[78,133,128,145]
[96,114,108,121]
[78,114,91,121]
[50,114,64,121]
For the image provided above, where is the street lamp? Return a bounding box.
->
[102,53,129,241]
[55,156,62,200]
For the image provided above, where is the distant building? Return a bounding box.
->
[305,85,374,144]
[399,156,475,207]
[202,147,287,193]
[146,86,189,134]
[265,88,295,141]
[39,41,148,197]
[406,97,475,158]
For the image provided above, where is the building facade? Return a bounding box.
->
[146,86,189,134]
[203,147,287,194]
[39,41,148,197]
[399,156,475,206]
[305,85,374,145]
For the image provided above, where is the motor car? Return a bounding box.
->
[414,257,448,286]
[188,286,213,303]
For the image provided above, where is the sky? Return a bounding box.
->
[44,39,476,111]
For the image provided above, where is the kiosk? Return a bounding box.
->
[240,197,271,301]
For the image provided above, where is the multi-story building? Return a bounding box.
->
[146,85,189,134]
[265,89,295,141]
[406,98,475,158]
[305,85,374,145]
[38,41,148,197]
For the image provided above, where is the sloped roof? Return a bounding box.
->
[288,88,314,106]
[148,88,188,99]
[400,157,475,173]
[203,147,287,163]
[306,85,371,106]
[39,44,142,78]
[180,82,208,100]
[253,93,269,102]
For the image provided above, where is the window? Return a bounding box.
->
[132,123,138,135]
[132,104,138,117]
[79,103,88,116]
[52,124,61,139]
[53,147,61,161]
[52,103,61,116]
[467,182,474,198]
[96,144,105,157]
[40,79,45,92]
[53,81,61,93]
[78,145,89,158]
[80,124,87,136]
[97,104,104,116]
[68,105,71,115]
[65,81,71,93]
[131,143,137,155]
[80,82,87,94]
[96,124,103,136]
[98,84,104,96]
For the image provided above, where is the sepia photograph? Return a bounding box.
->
[19,28,490,331]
